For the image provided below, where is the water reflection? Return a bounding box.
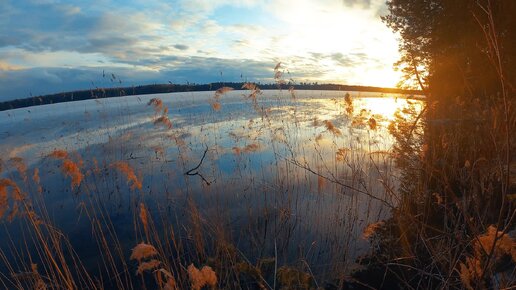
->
[0,90,423,287]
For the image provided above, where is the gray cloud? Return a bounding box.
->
[0,2,165,65]
[173,44,189,50]
[0,57,276,101]
[330,53,357,66]
[309,52,370,67]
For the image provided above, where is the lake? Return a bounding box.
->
[0,89,423,288]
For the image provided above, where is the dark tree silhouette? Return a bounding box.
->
[383,0,515,104]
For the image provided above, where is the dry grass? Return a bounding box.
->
[232,143,261,155]
[148,98,163,112]
[136,259,161,275]
[9,157,27,182]
[110,161,142,190]
[361,221,384,240]
[323,120,342,136]
[47,149,84,189]
[1,61,510,290]
[48,149,68,159]
[187,264,217,290]
[154,115,173,129]
[130,243,158,262]
[62,159,83,189]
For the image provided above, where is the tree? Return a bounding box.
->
[383,0,515,103]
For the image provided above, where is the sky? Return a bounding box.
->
[0,0,401,101]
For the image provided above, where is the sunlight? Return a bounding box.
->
[270,1,401,87]
[360,97,407,120]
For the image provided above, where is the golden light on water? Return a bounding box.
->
[360,97,414,120]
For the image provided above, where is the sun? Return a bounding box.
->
[266,2,402,88]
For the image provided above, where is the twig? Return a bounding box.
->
[184,146,213,186]
[285,157,395,209]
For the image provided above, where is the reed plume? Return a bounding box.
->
[187,264,217,290]
[474,225,516,261]
[368,117,377,130]
[232,147,241,155]
[157,269,177,290]
[110,161,142,190]
[273,62,287,86]
[459,257,482,290]
[362,221,385,240]
[154,116,172,129]
[336,148,347,161]
[344,93,353,115]
[148,98,163,112]
[241,83,256,91]
[210,86,233,111]
[130,243,158,262]
[147,97,172,129]
[32,168,43,194]
[32,168,40,184]
[288,86,296,98]
[62,159,83,189]
[323,120,341,136]
[215,87,233,97]
[242,82,262,101]
[232,143,261,155]
[0,179,13,218]
[211,101,221,111]
[136,259,161,275]
[9,157,27,182]
[0,178,23,219]
[48,149,68,159]
[243,143,260,153]
[48,149,83,188]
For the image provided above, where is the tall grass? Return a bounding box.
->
[0,84,411,289]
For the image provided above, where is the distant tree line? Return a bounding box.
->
[0,82,420,111]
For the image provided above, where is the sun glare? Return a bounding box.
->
[270,4,401,88]
[360,97,408,120]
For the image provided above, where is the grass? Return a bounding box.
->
[0,81,417,289]
[0,60,513,290]
[351,94,515,289]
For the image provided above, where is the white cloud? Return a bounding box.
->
[0,0,402,99]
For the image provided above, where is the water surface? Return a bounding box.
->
[0,89,423,285]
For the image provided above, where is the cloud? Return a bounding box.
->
[57,4,81,16]
[0,56,276,101]
[0,3,166,64]
[173,44,189,50]
[0,0,401,98]
[342,0,371,8]
[308,52,371,67]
